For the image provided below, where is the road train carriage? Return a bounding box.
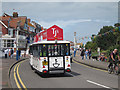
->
[29,25,71,74]
[29,41,71,74]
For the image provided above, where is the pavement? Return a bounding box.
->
[73,51,108,70]
[1,54,27,89]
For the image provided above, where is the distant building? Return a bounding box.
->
[0,12,42,51]
[27,19,36,44]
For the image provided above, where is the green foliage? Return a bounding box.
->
[95,26,117,50]
[96,32,117,50]
[92,52,99,56]
[85,23,120,57]
[85,41,97,51]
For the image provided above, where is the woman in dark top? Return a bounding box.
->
[81,49,85,60]
[88,49,92,59]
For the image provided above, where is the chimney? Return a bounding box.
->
[13,12,18,17]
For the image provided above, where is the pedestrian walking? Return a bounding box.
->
[8,49,11,58]
[18,50,21,59]
[80,49,85,60]
[88,49,92,59]
[85,49,89,60]
[10,48,14,58]
[4,49,8,58]
[74,48,76,57]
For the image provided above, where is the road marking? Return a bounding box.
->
[14,60,27,90]
[14,63,22,89]
[17,63,27,90]
[86,80,111,89]
[73,60,108,73]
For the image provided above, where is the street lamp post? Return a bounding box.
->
[74,32,76,49]
[16,21,21,60]
[74,32,77,57]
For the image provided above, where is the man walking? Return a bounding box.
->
[74,48,76,57]
[10,48,14,58]
[85,49,89,60]
[88,49,92,59]
[4,49,8,58]
[81,49,85,60]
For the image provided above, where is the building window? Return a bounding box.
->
[8,28,13,37]
[24,23,28,30]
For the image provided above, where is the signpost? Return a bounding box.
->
[74,32,77,57]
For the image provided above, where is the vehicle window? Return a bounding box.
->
[54,44,58,55]
[61,45,64,56]
[51,45,55,56]
[39,45,42,57]
[58,45,61,56]
[30,46,33,55]
[33,45,38,57]
[43,44,47,57]
[48,45,52,56]
[31,43,70,57]
[48,44,69,56]
[65,44,70,56]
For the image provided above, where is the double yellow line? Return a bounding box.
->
[14,61,27,90]
[73,60,108,73]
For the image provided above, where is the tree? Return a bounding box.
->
[85,41,97,51]
[95,26,117,50]
[86,23,120,54]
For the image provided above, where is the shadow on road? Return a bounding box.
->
[35,71,80,78]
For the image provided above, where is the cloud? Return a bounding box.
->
[93,19,111,23]
[39,19,112,28]
[39,19,92,28]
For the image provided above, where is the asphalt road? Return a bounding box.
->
[10,59,118,89]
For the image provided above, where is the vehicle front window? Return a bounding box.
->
[48,44,70,56]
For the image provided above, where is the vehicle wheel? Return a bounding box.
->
[108,67,112,74]
[114,66,119,75]
[115,70,119,75]
[31,65,34,70]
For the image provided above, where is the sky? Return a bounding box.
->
[1,1,119,44]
